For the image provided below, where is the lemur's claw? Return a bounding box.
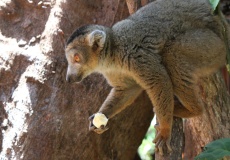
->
[153,124,172,156]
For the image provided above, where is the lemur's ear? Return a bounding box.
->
[87,30,106,51]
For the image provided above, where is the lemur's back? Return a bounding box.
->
[112,0,221,47]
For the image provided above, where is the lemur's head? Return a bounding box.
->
[65,25,106,83]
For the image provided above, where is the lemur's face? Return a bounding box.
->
[65,27,106,83]
[65,37,97,83]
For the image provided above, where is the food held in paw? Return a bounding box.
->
[92,113,108,128]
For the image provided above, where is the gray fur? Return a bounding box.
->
[65,0,227,155]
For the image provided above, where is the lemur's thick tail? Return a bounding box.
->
[217,4,230,73]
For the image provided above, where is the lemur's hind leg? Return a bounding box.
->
[163,29,226,118]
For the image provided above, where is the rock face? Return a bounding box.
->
[0,0,153,159]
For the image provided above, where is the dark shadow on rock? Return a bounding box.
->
[0,0,51,41]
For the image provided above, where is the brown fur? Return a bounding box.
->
[65,0,227,155]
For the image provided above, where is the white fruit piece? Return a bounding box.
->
[92,113,108,128]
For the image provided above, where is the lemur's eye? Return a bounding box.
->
[74,55,80,63]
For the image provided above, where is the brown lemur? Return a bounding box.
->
[65,0,228,155]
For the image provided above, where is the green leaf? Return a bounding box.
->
[138,118,156,160]
[227,64,230,74]
[209,0,220,11]
[195,138,230,160]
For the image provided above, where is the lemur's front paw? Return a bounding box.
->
[88,113,109,134]
[153,124,172,156]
